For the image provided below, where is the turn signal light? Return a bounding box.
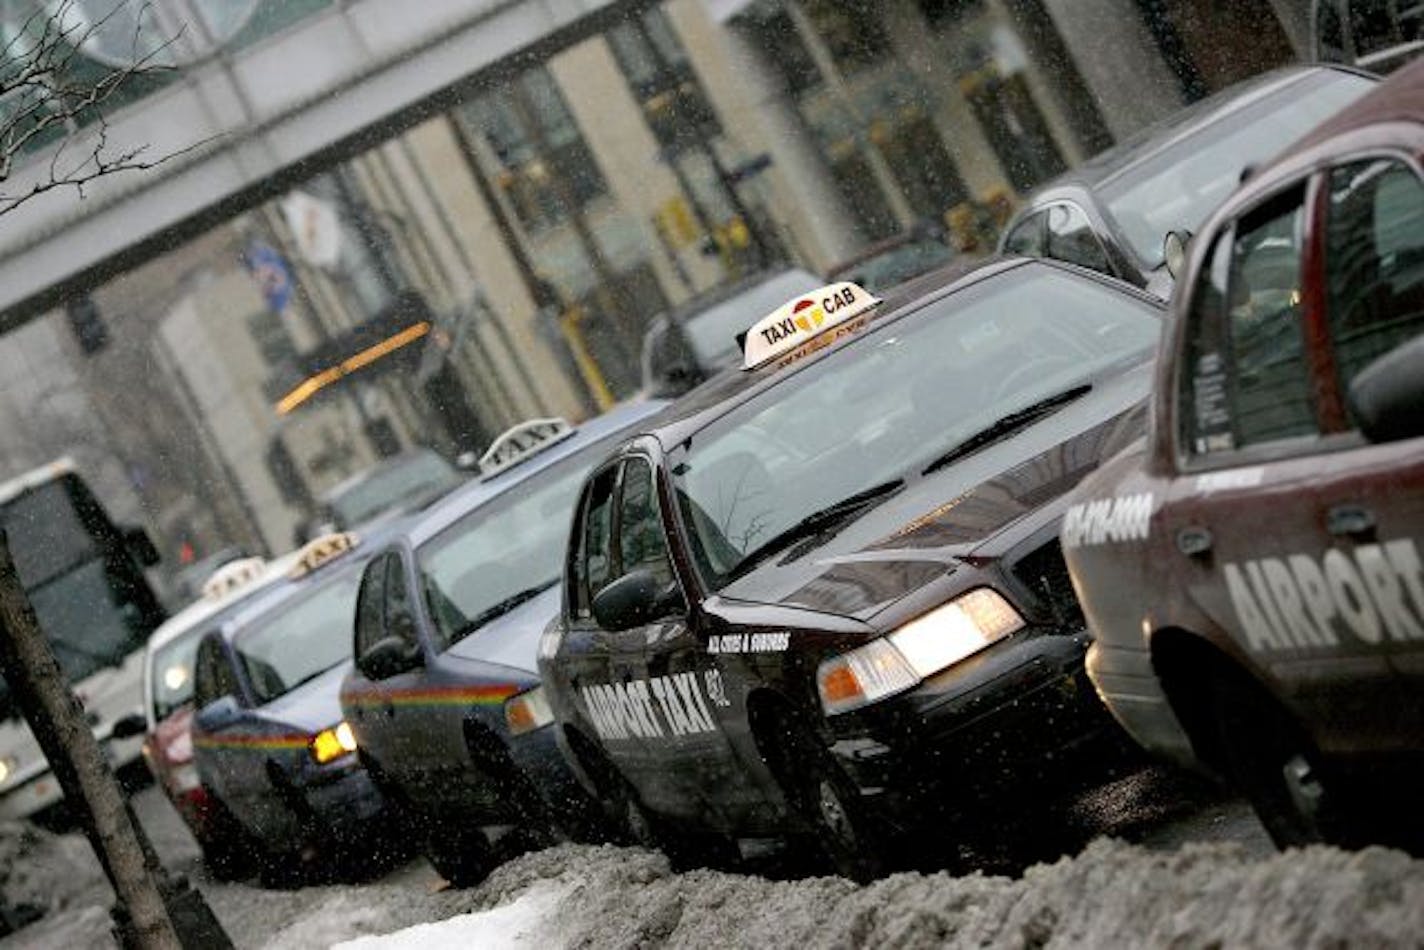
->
[310,721,358,764]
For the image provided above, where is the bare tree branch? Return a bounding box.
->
[0,0,195,217]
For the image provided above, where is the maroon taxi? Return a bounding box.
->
[1062,59,1424,853]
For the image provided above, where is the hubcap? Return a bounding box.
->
[1282,753,1325,823]
[817,778,856,847]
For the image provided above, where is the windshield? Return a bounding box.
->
[325,452,463,527]
[231,568,363,705]
[1100,70,1372,267]
[149,630,207,723]
[418,436,626,647]
[670,269,1159,585]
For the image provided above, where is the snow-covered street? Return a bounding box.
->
[8,766,1424,948]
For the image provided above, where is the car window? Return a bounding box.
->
[1324,157,1424,412]
[616,457,673,587]
[231,569,363,704]
[1179,187,1317,457]
[572,467,619,620]
[1002,213,1045,256]
[1045,203,1112,273]
[354,554,390,659]
[191,637,238,710]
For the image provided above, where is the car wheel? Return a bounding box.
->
[1208,673,1353,850]
[195,793,261,881]
[423,825,495,888]
[769,715,885,882]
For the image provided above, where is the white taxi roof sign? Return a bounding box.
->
[201,557,268,601]
[478,417,576,478]
[288,531,360,579]
[742,281,880,370]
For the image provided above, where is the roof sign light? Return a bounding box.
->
[201,556,269,601]
[288,532,360,579]
[742,281,880,370]
[479,418,576,478]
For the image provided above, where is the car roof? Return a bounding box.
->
[211,521,410,644]
[648,266,823,332]
[1272,54,1424,163]
[319,446,451,502]
[640,256,1140,449]
[145,553,300,654]
[1032,66,1363,195]
[399,398,670,548]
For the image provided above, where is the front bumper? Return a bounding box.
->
[826,628,1127,828]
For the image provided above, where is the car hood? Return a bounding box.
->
[718,363,1151,621]
[255,662,351,734]
[442,585,562,675]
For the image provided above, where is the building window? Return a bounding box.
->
[917,0,985,29]
[460,67,607,235]
[747,8,824,97]
[607,9,721,156]
[799,0,893,75]
[247,309,296,368]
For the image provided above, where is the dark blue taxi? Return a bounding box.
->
[338,401,667,885]
[189,531,398,876]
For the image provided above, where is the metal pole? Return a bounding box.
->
[0,531,229,949]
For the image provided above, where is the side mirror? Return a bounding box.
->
[357,636,422,681]
[1347,335,1424,443]
[195,695,241,733]
[591,568,684,633]
[110,711,146,740]
[122,526,160,567]
[1163,230,1192,279]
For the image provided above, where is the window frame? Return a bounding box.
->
[1170,174,1337,474]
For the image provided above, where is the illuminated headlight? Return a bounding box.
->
[0,756,14,788]
[310,721,358,764]
[817,588,1024,715]
[504,686,554,737]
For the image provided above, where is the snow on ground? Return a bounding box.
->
[0,819,110,922]
[331,840,1424,950]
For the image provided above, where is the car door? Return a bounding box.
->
[191,636,271,833]
[1160,170,1423,745]
[1315,155,1424,697]
[600,455,739,823]
[346,550,428,795]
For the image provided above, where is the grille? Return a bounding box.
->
[1012,540,1082,628]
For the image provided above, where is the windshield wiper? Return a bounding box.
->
[455,579,559,638]
[726,479,905,581]
[922,385,1092,477]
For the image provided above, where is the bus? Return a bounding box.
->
[0,458,167,821]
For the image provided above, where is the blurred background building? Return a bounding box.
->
[0,0,1310,586]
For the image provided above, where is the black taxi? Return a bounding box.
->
[537,259,1163,877]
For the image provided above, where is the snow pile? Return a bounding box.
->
[0,819,109,922]
[346,839,1424,949]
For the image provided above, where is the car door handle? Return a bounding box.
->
[1327,504,1375,538]
[1176,525,1213,558]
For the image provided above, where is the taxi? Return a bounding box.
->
[1062,58,1424,854]
[189,530,398,876]
[539,260,1164,878]
[339,401,666,885]
[141,554,295,877]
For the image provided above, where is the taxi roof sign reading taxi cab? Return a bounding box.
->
[742,281,881,370]
[288,531,359,579]
[479,417,576,479]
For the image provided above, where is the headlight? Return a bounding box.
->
[0,756,13,788]
[817,588,1024,715]
[504,686,554,737]
[310,721,358,764]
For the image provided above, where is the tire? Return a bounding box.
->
[194,794,261,882]
[1208,674,1359,850]
[424,825,495,888]
[767,714,886,882]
